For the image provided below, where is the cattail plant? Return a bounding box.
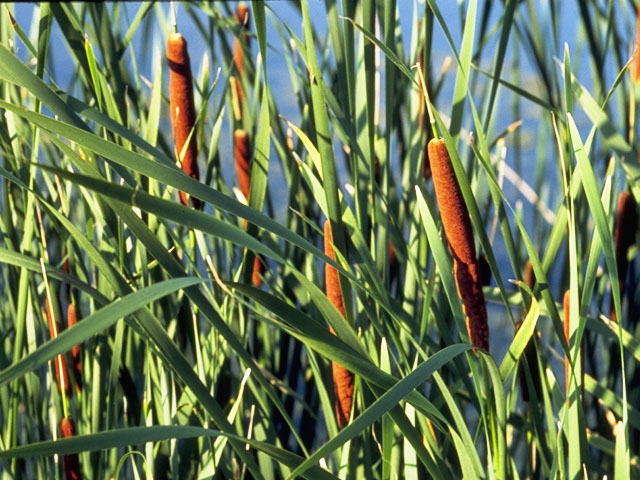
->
[427,138,489,350]
[611,190,638,322]
[59,416,81,480]
[234,129,251,203]
[233,3,250,77]
[234,128,264,287]
[632,6,640,85]
[324,220,355,429]
[167,31,202,209]
[66,302,82,394]
[232,3,251,112]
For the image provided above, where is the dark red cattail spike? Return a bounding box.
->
[428,138,488,350]
[67,303,83,394]
[388,241,398,281]
[59,416,81,480]
[167,32,202,209]
[62,257,71,299]
[611,191,638,322]
[234,129,251,203]
[324,220,354,429]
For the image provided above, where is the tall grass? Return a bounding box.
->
[0,1,639,478]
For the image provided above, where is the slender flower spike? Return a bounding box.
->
[232,4,251,113]
[167,32,201,209]
[234,3,251,77]
[60,416,81,480]
[632,6,640,85]
[427,138,489,350]
[234,129,251,202]
[67,303,82,393]
[324,220,355,429]
[611,191,638,321]
[234,129,264,287]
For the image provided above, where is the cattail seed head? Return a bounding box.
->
[59,417,81,480]
[523,260,535,291]
[252,256,264,288]
[323,220,354,428]
[612,191,638,319]
[427,138,489,350]
[67,303,82,393]
[234,129,251,202]
[167,32,201,209]
[233,4,251,111]
[632,7,640,85]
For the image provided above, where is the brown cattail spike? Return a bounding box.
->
[233,4,251,112]
[234,129,251,202]
[428,139,489,350]
[233,4,251,76]
[234,129,264,287]
[60,417,81,480]
[523,260,535,292]
[611,191,638,321]
[252,256,264,287]
[167,32,201,209]
[632,6,640,85]
[324,220,354,429]
[67,303,82,393]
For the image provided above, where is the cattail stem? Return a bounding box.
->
[324,220,354,429]
[427,139,489,350]
[563,289,571,397]
[168,32,201,209]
